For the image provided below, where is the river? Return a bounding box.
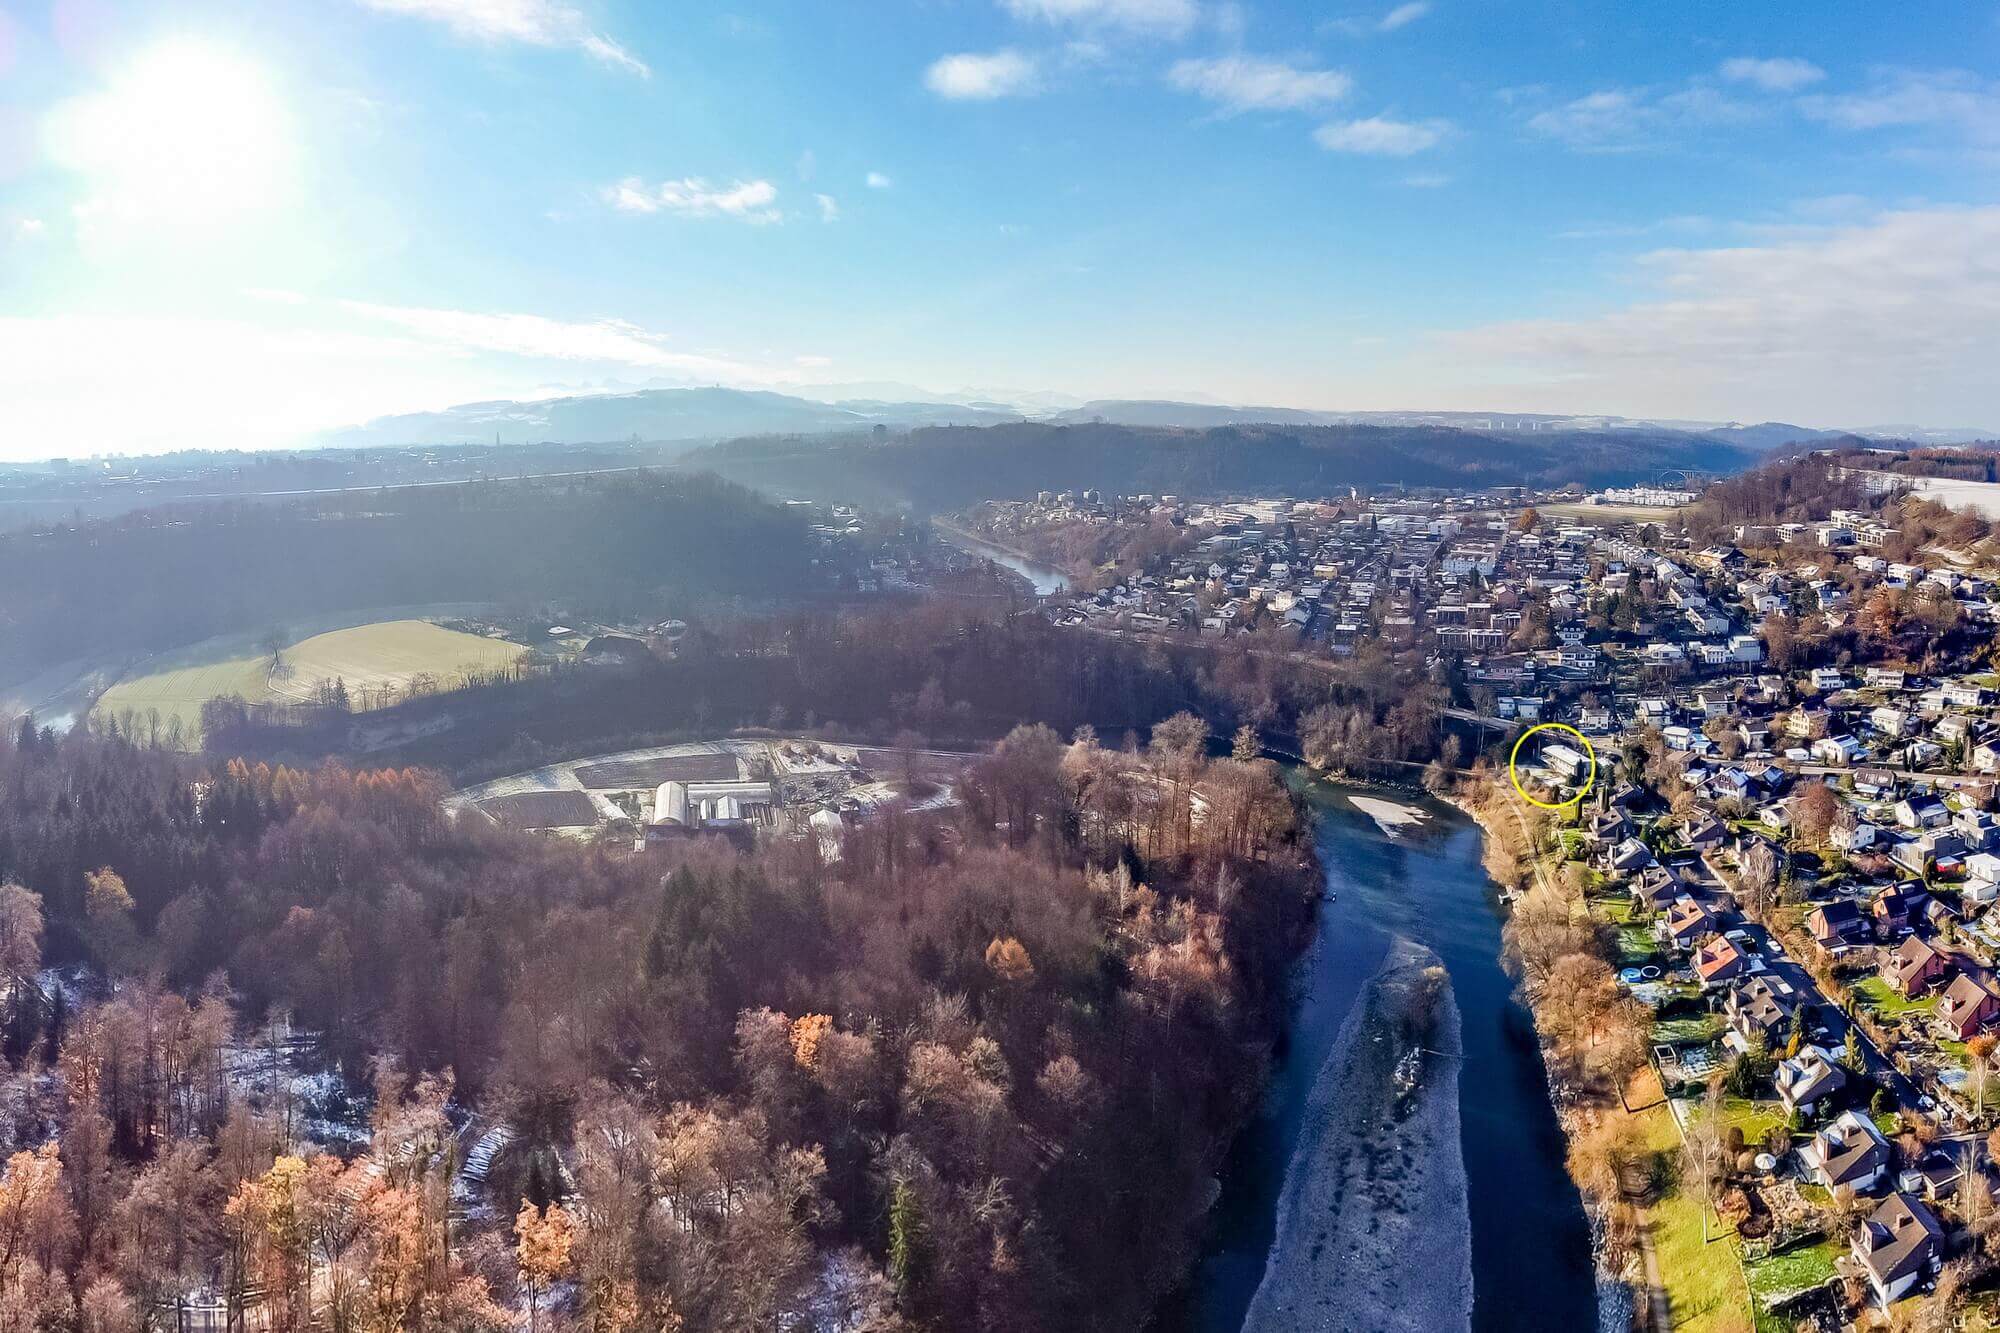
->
[1159,773,1600,1333]
[931,524,1073,596]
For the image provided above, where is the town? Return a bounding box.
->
[945,470,2000,1326]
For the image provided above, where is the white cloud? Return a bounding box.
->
[355,0,648,75]
[866,171,893,189]
[925,50,1040,100]
[12,218,45,240]
[1166,56,1352,112]
[1438,206,2000,425]
[1718,56,1825,93]
[1400,172,1450,188]
[603,176,782,223]
[1377,3,1431,32]
[815,193,839,222]
[1326,2,1431,36]
[1799,68,2000,147]
[1526,83,1758,150]
[999,0,1199,38]
[1314,115,1447,155]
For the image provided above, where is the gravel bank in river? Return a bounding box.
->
[1242,935,1473,1333]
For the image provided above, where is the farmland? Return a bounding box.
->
[91,618,527,744]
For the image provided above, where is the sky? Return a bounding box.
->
[3,0,2000,457]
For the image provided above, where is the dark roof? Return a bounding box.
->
[1854,1193,1944,1289]
[1811,1114,1889,1187]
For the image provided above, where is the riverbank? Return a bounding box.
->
[929,518,1075,597]
[929,515,1045,565]
[1244,935,1473,1332]
[1444,784,1649,1331]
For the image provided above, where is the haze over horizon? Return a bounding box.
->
[5,0,2000,458]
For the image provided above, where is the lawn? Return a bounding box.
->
[1719,1097,1790,1146]
[92,619,526,745]
[1744,1239,1837,1318]
[1655,1013,1724,1045]
[1852,974,1933,1020]
[1618,924,1661,965]
[1593,894,1636,925]
[1636,1106,1755,1333]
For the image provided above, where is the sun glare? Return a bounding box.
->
[46,38,292,231]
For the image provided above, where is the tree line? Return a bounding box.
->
[0,710,1316,1330]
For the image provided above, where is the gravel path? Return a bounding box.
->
[1243,936,1474,1333]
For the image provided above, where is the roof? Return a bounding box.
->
[1808,899,1869,945]
[1694,936,1746,982]
[1807,1111,1889,1187]
[1726,976,1794,1034]
[1939,971,2000,1029]
[1854,1192,1944,1289]
[1884,936,1948,992]
[1775,1051,1846,1105]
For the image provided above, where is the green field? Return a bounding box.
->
[91,619,527,744]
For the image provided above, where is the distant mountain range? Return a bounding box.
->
[313,385,1996,453]
[687,420,1771,514]
[313,386,1024,450]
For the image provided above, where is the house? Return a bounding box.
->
[1774,1050,1847,1116]
[1964,851,2000,905]
[1852,1193,1944,1308]
[1855,768,1899,799]
[1889,830,1965,877]
[1882,936,1952,997]
[1630,867,1685,915]
[1608,837,1656,876]
[1724,976,1795,1046]
[1800,1110,1891,1191]
[1894,796,1950,830]
[1831,818,1880,853]
[1807,900,1873,956]
[1684,814,1729,855]
[1871,705,1912,737]
[1812,735,1866,766]
[1693,935,1747,987]
[1661,896,1716,951]
[1896,1149,1965,1204]
[1938,971,2000,1040]
[1586,810,1633,848]
[1872,883,1927,937]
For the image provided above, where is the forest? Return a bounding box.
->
[0,473,812,687]
[195,601,1460,790]
[689,420,1762,514]
[0,715,1316,1331]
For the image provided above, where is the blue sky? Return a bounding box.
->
[3,0,2000,455]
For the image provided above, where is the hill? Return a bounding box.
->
[689,419,1763,512]
[0,471,810,691]
[314,385,1022,448]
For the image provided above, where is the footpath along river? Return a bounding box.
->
[1158,773,1603,1332]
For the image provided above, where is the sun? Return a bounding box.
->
[47,37,293,231]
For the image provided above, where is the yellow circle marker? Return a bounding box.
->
[1508,722,1597,810]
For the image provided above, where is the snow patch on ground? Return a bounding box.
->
[1347,794,1431,835]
